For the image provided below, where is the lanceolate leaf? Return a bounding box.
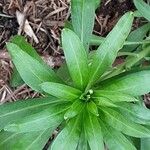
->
[88,12,134,86]
[134,0,150,21]
[62,29,89,90]
[118,103,150,121]
[96,97,117,107]
[4,104,69,133]
[122,23,150,52]
[87,101,99,116]
[10,35,44,62]
[64,100,85,119]
[93,90,138,102]
[141,138,150,150]
[77,129,90,150]
[99,70,150,96]
[56,62,72,85]
[41,82,82,100]
[71,0,98,50]
[0,97,66,130]
[51,116,82,150]
[84,112,104,150]
[117,103,150,125]
[100,120,136,150]
[101,107,150,138]
[0,128,53,150]
[9,36,60,88]
[6,43,62,92]
[10,67,24,87]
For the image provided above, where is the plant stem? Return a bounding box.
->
[90,35,150,46]
[99,45,150,81]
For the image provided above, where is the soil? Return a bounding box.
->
[95,0,135,35]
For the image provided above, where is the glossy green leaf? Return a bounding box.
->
[141,138,150,150]
[134,0,150,21]
[9,35,53,88]
[84,111,104,150]
[51,116,81,150]
[0,97,65,130]
[117,102,150,125]
[102,107,150,138]
[4,104,69,133]
[10,67,24,87]
[88,12,134,86]
[57,62,72,85]
[10,35,43,62]
[7,43,62,92]
[93,90,138,102]
[122,23,150,52]
[64,100,85,120]
[87,101,99,116]
[95,0,101,8]
[77,129,90,150]
[96,97,117,107]
[41,82,82,100]
[71,0,97,50]
[62,29,89,90]
[100,120,136,150]
[119,103,150,121]
[0,128,52,150]
[99,70,150,96]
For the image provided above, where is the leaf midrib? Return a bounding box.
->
[89,13,132,84]
[68,37,83,87]
[0,100,63,118]
[104,109,150,136]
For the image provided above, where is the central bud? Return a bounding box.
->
[80,89,94,102]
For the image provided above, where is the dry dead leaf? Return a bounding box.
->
[16,10,39,44]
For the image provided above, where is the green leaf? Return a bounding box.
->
[62,29,89,90]
[87,101,99,116]
[41,82,82,100]
[57,62,72,85]
[10,35,43,62]
[93,90,138,102]
[90,34,150,46]
[88,12,134,86]
[101,107,150,138]
[99,70,150,96]
[0,128,52,150]
[71,0,97,50]
[64,100,85,120]
[95,97,117,107]
[4,104,69,133]
[122,23,150,52]
[9,35,51,87]
[95,0,101,8]
[10,67,24,87]
[100,120,136,150]
[117,102,150,125]
[134,0,150,21]
[141,138,150,150]
[7,43,62,92]
[0,97,65,130]
[77,129,90,150]
[51,116,81,150]
[84,111,104,150]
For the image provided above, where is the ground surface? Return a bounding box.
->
[0,0,144,103]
